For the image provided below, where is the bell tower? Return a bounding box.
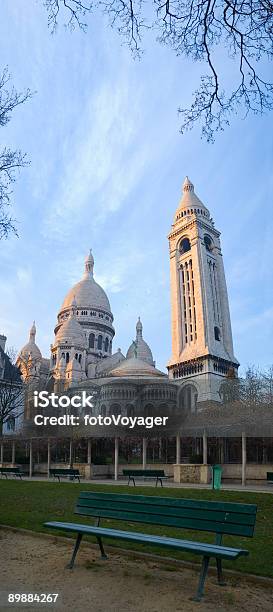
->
[167,177,239,403]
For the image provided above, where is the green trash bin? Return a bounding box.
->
[211,464,223,490]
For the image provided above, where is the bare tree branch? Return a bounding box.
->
[44,0,273,140]
[0,68,32,239]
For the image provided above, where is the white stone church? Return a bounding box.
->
[17,176,239,412]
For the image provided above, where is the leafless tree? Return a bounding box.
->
[0,348,23,435]
[43,1,273,141]
[0,67,32,240]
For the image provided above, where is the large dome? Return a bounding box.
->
[61,277,111,312]
[61,250,111,313]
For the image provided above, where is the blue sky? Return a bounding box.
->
[0,0,273,374]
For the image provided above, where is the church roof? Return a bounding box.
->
[174,176,210,223]
[60,251,112,314]
[109,356,166,379]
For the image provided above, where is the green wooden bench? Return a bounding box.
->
[0,466,24,479]
[123,469,168,487]
[49,468,80,482]
[44,491,257,601]
[267,472,273,484]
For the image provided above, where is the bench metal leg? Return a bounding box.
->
[192,556,210,602]
[66,533,83,569]
[216,558,226,586]
[96,537,108,560]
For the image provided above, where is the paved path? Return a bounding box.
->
[1,530,273,612]
[15,475,273,493]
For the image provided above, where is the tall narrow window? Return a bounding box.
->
[89,333,95,349]
[214,326,221,341]
[98,335,103,350]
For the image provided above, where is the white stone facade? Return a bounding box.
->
[167,177,239,403]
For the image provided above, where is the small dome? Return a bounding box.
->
[110,356,165,378]
[126,317,154,366]
[55,313,86,347]
[60,251,111,314]
[19,321,42,361]
[174,176,210,222]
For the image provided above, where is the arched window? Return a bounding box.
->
[66,352,69,364]
[104,337,109,352]
[98,335,103,350]
[179,237,191,254]
[111,404,121,417]
[214,326,221,341]
[204,235,213,252]
[89,333,95,349]
[179,384,198,414]
[79,354,82,363]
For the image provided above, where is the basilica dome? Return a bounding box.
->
[126,318,154,366]
[54,251,115,361]
[61,251,111,313]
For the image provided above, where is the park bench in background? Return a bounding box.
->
[49,468,80,482]
[266,472,273,484]
[44,491,257,601]
[0,466,24,479]
[123,468,169,487]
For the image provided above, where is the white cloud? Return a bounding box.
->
[42,75,148,241]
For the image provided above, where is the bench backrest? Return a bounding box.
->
[123,469,165,477]
[0,466,21,473]
[49,468,79,475]
[75,492,257,538]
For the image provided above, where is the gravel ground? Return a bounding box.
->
[0,530,272,612]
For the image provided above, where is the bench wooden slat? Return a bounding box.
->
[76,497,256,527]
[123,470,166,477]
[75,492,256,536]
[78,491,256,515]
[44,521,249,560]
[75,507,254,537]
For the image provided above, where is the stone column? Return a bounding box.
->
[176,434,181,464]
[114,437,119,481]
[0,440,4,464]
[242,432,246,487]
[142,438,147,469]
[11,440,16,465]
[87,439,92,480]
[47,439,51,479]
[69,439,73,468]
[202,431,207,465]
[29,439,33,478]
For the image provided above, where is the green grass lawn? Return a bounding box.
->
[0,480,272,578]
